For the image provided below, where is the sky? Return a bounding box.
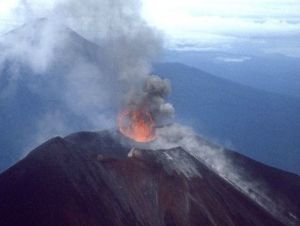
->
[142,0,300,56]
[0,0,300,56]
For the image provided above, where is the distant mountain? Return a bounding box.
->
[0,20,113,172]
[154,63,300,175]
[163,50,300,98]
[0,130,299,226]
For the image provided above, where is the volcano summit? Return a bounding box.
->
[0,130,299,226]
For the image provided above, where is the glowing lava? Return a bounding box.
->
[118,108,156,142]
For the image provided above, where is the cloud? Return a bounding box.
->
[142,0,300,56]
[1,1,300,56]
[216,56,252,63]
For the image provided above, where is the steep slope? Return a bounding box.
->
[0,131,299,226]
[154,63,300,175]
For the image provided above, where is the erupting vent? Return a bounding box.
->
[118,108,156,143]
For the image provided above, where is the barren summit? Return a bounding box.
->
[0,130,299,226]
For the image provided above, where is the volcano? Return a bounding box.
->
[0,130,299,226]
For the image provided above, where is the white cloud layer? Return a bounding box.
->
[0,0,300,56]
[142,0,300,56]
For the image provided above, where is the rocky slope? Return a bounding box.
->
[0,130,299,226]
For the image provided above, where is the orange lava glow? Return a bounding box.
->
[118,108,156,143]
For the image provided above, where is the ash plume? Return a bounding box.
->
[124,75,175,125]
[144,75,174,121]
[0,0,174,149]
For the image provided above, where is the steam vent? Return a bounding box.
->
[0,130,299,226]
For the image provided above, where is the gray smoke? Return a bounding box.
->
[144,75,174,121]
[0,0,174,150]
[124,75,174,124]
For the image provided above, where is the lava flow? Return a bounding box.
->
[118,108,156,143]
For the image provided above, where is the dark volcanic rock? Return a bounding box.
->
[0,131,298,226]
